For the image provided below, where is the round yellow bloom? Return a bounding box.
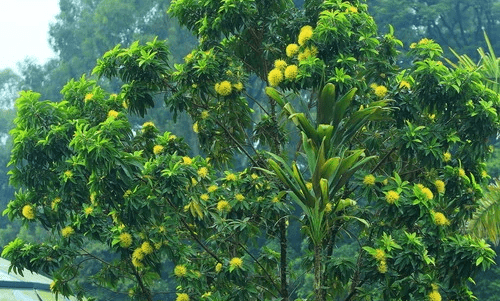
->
[84,93,93,102]
[233,82,244,92]
[274,59,287,70]
[61,226,74,238]
[198,167,209,178]
[284,65,299,80]
[226,173,237,181]
[428,290,442,301]
[298,25,314,46]
[174,265,187,277]
[374,249,386,261]
[84,207,93,215]
[182,156,192,165]
[419,38,433,45]
[208,185,218,193]
[229,257,243,269]
[119,233,133,248]
[235,194,245,201]
[141,242,154,255]
[168,134,177,141]
[251,173,259,180]
[410,42,417,49]
[107,110,119,119]
[443,152,451,162]
[385,190,399,204]
[176,293,190,301]
[272,196,280,203]
[153,145,164,155]
[421,187,434,200]
[142,122,155,131]
[433,212,450,226]
[215,262,223,273]
[399,80,411,89]
[363,174,376,186]
[200,194,209,201]
[458,168,466,177]
[268,68,283,87]
[348,6,358,13]
[434,180,445,194]
[22,205,35,220]
[215,80,232,96]
[217,200,231,213]
[286,43,300,57]
[377,260,387,273]
[192,121,199,133]
[64,170,73,178]
[373,85,388,98]
[132,247,145,261]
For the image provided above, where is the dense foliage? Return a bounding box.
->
[2,0,500,301]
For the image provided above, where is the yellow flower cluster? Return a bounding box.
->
[51,197,61,210]
[385,190,399,204]
[226,173,237,181]
[233,82,244,92]
[419,38,433,45]
[119,232,133,248]
[192,121,199,133]
[182,156,192,165]
[174,265,187,277]
[286,43,300,57]
[22,205,35,220]
[268,68,283,87]
[434,180,445,194]
[132,247,145,268]
[198,167,209,178]
[201,110,210,119]
[176,293,190,301]
[428,290,442,301]
[297,46,318,61]
[141,242,154,255]
[142,122,155,130]
[399,80,411,89]
[84,93,93,102]
[153,145,164,155]
[215,80,232,96]
[64,170,73,179]
[208,185,218,193]
[443,152,451,162]
[61,226,74,238]
[229,257,243,269]
[107,110,119,119]
[324,203,332,213]
[372,84,388,98]
[217,200,231,213]
[84,207,93,215]
[374,249,386,261]
[421,187,434,200]
[215,262,223,273]
[284,65,299,80]
[458,168,466,177]
[298,25,314,46]
[200,194,209,201]
[274,59,287,70]
[433,212,450,226]
[363,174,376,186]
[235,194,245,201]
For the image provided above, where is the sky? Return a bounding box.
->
[0,0,60,71]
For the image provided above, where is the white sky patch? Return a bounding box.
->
[0,0,60,71]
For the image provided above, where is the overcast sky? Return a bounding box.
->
[0,0,60,71]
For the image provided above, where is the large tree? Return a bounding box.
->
[3,1,499,300]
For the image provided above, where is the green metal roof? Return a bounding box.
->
[0,257,78,301]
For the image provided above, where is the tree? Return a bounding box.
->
[3,1,499,300]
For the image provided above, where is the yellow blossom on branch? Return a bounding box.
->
[61,226,75,238]
[215,81,232,96]
[119,233,133,248]
[174,265,187,277]
[22,205,35,220]
[229,257,243,269]
[153,145,164,155]
[176,293,190,301]
[363,174,376,186]
[434,180,445,194]
[385,190,399,204]
[286,43,299,57]
[433,212,450,226]
[428,290,442,301]
[284,65,299,80]
[274,59,287,70]
[298,25,313,46]
[268,68,283,87]
[217,200,231,213]
[198,167,209,178]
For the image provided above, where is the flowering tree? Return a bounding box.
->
[3,1,500,301]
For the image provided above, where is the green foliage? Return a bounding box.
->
[3,1,500,301]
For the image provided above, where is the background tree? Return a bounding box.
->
[2,1,500,301]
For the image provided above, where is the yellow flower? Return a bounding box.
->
[373,85,388,98]
[192,121,199,133]
[233,82,244,92]
[142,122,155,131]
[428,290,442,301]
[119,233,133,248]
[458,168,466,177]
[132,247,145,261]
[174,265,187,277]
[306,182,313,190]
[132,257,143,268]
[274,59,287,70]
[433,212,450,226]
[51,197,61,210]
[284,65,299,80]
[348,6,358,13]
[377,260,387,273]
[107,110,119,119]
[434,180,445,194]
[64,170,73,179]
[410,42,417,49]
[84,207,93,215]
[61,226,74,238]
[251,173,259,180]
[22,205,35,220]
[208,185,218,193]
[153,145,164,155]
[215,80,232,96]
[184,53,193,63]
[399,80,411,89]
[217,200,231,213]
[268,68,283,87]
[298,25,314,46]
[229,257,243,269]
[324,203,332,213]
[215,262,223,273]
[141,242,154,255]
[191,177,198,186]
[385,190,399,204]
[182,156,192,165]
[374,249,385,261]
[286,43,300,57]
[370,83,379,89]
[50,281,56,292]
[122,100,128,109]
[84,93,93,102]
[123,190,132,198]
[197,167,208,178]
[235,194,245,202]
[363,174,376,186]
[201,110,210,119]
[226,173,237,181]
[272,196,280,203]
[421,187,434,200]
[176,293,190,301]
[199,194,209,202]
[201,292,212,298]
[418,38,433,45]
[443,152,451,162]
[168,134,177,141]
